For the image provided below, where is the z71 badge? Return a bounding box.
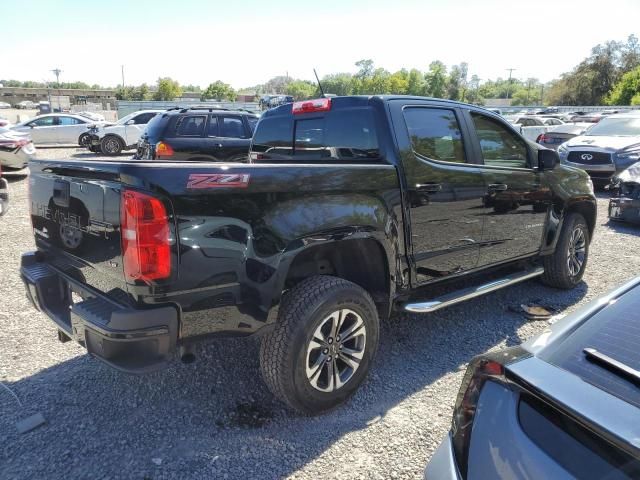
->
[187,173,250,189]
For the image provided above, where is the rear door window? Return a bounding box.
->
[59,116,84,126]
[220,116,248,138]
[403,107,466,163]
[207,116,219,137]
[175,115,206,137]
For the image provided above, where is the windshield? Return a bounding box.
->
[586,117,640,136]
[116,113,135,125]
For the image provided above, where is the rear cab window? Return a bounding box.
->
[251,98,380,162]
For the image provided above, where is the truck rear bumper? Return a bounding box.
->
[20,252,179,374]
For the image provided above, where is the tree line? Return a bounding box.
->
[3,34,640,105]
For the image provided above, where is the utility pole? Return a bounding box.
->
[50,69,63,112]
[540,85,544,106]
[121,65,125,89]
[505,68,516,100]
[51,68,62,87]
[526,79,531,105]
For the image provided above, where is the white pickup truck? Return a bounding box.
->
[87,110,163,155]
[507,115,565,141]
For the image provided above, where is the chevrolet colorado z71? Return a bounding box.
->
[21,96,596,414]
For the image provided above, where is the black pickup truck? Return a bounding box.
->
[21,96,596,414]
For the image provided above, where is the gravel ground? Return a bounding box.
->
[2,147,640,480]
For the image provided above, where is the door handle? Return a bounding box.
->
[214,143,223,148]
[488,183,508,192]
[416,183,442,193]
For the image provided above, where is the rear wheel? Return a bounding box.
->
[541,212,589,289]
[260,276,379,414]
[101,136,123,155]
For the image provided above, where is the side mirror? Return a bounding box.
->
[125,119,135,125]
[538,148,558,170]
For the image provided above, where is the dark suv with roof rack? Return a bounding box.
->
[135,107,260,162]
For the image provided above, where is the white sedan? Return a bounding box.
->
[11,113,107,146]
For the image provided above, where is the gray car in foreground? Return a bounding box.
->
[426,277,640,479]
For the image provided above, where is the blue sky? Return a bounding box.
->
[3,0,640,89]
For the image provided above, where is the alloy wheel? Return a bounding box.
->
[305,309,367,392]
[567,226,586,277]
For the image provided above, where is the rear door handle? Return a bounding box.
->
[488,183,508,191]
[416,183,442,193]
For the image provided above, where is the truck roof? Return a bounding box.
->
[262,95,498,117]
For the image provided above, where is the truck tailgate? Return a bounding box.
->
[29,162,126,295]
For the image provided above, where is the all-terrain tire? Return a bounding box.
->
[260,275,379,415]
[541,212,589,289]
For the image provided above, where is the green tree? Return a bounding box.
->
[321,73,355,96]
[285,80,316,100]
[607,66,640,105]
[406,69,425,95]
[202,80,237,101]
[263,76,292,94]
[132,83,150,101]
[424,61,447,98]
[154,77,182,101]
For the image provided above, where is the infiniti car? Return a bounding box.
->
[558,111,640,185]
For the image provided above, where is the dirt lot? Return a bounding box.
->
[1,147,639,479]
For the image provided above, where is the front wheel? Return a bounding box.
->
[100,136,123,155]
[541,212,589,289]
[78,133,91,148]
[260,276,379,414]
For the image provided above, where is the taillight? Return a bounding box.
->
[292,98,331,114]
[536,133,547,143]
[155,141,174,158]
[121,190,171,283]
[249,152,265,162]
[451,346,529,478]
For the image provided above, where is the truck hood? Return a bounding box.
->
[565,135,640,152]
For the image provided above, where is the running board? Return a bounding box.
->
[403,267,544,314]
